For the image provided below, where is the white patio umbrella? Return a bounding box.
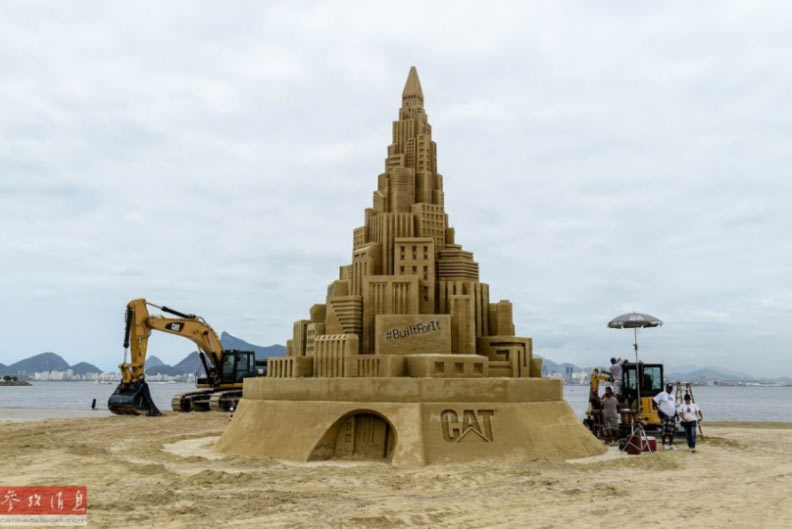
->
[607,312,663,414]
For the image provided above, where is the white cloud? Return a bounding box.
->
[0,1,790,377]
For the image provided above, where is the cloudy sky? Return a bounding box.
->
[1,2,790,376]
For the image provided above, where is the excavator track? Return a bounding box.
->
[171,390,213,412]
[208,389,242,412]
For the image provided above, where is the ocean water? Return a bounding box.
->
[1,381,791,422]
[564,384,792,422]
[0,381,196,413]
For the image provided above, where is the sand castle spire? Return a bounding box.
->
[276,66,530,366]
[401,66,424,108]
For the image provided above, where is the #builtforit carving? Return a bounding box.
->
[385,320,442,341]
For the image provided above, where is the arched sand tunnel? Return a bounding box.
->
[309,410,397,462]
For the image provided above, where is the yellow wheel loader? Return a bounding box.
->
[108,298,266,416]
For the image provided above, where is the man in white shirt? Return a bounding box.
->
[679,394,703,452]
[609,358,623,395]
[653,383,677,450]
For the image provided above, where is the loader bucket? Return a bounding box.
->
[108,380,161,416]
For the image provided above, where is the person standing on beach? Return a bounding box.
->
[601,386,620,446]
[609,358,624,395]
[653,383,678,450]
[679,394,702,452]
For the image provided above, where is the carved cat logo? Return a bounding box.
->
[440,409,495,442]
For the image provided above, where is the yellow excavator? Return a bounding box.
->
[584,362,665,433]
[620,361,664,427]
[108,298,266,416]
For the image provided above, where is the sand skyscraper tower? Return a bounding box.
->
[217,68,603,466]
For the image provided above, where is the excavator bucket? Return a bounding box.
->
[108,380,161,416]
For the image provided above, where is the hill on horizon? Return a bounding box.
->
[2,331,286,378]
[3,344,779,382]
[146,331,286,376]
[6,352,69,376]
[146,355,165,369]
[539,356,772,383]
[219,331,286,358]
[665,365,757,381]
[69,362,102,375]
[0,353,103,379]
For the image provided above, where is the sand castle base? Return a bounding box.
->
[214,378,605,467]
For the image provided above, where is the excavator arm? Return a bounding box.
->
[109,298,224,416]
[589,370,613,396]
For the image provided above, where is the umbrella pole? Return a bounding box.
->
[634,327,641,415]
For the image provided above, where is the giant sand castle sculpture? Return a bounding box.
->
[216,67,604,466]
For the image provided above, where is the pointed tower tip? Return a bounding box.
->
[402,66,423,102]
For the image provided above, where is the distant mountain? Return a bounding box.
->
[145,355,177,375]
[146,355,165,369]
[1,347,787,383]
[540,358,560,372]
[9,352,70,375]
[173,351,204,375]
[672,364,702,373]
[146,364,184,376]
[220,332,286,358]
[666,366,756,382]
[541,359,771,383]
[698,365,751,379]
[170,332,286,376]
[69,362,102,375]
[138,332,284,376]
[539,356,766,382]
[539,358,600,374]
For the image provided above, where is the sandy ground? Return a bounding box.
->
[1,413,790,529]
[0,407,112,422]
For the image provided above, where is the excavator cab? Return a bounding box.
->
[621,362,664,425]
[219,350,257,384]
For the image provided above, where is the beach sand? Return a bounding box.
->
[0,407,113,422]
[0,412,790,528]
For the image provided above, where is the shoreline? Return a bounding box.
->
[3,406,792,427]
[704,420,792,429]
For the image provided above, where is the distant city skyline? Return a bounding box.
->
[3,348,785,385]
[1,2,790,377]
